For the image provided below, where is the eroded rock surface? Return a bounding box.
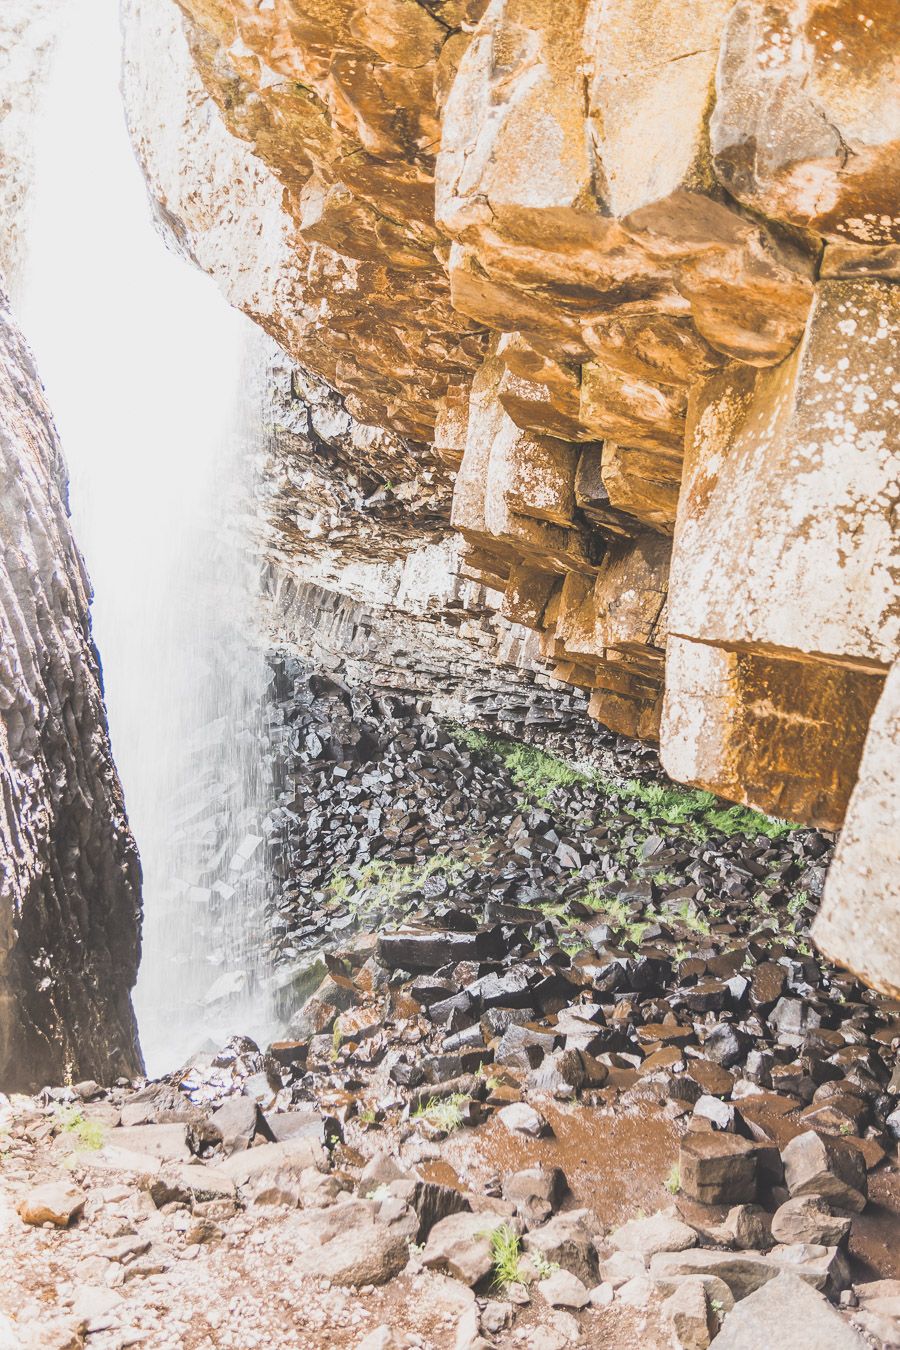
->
[120,0,899,961]
[0,286,142,1089]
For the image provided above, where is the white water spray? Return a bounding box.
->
[18,0,278,1074]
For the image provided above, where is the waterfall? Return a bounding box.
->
[17,0,278,1075]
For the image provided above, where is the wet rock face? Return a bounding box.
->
[121,0,899,987]
[0,288,143,1090]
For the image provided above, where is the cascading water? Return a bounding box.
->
[16,0,279,1074]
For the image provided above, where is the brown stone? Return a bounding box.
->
[680,1132,758,1206]
[687,1060,735,1099]
[18,1182,86,1228]
[711,0,900,244]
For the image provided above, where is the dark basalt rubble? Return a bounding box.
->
[6,662,897,1347]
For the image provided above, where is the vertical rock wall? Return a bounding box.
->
[0,287,142,1089]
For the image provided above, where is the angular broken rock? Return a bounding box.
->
[663,1276,713,1350]
[210,1095,261,1154]
[707,1272,867,1349]
[651,1243,848,1301]
[378,928,502,971]
[608,1211,698,1260]
[218,1134,325,1187]
[422,1211,510,1286]
[599,1250,647,1288]
[770,1196,852,1247]
[497,1102,547,1138]
[522,1209,599,1285]
[679,1133,758,1205]
[290,1202,409,1287]
[781,1132,867,1214]
[723,1204,772,1251]
[527,1049,586,1098]
[149,1162,236,1208]
[537,1269,590,1309]
[101,1123,191,1163]
[502,1167,567,1216]
[356,1327,405,1350]
[18,1181,86,1228]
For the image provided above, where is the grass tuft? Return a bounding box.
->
[664,1162,681,1195]
[412,1093,467,1133]
[327,853,466,917]
[488,1223,524,1288]
[55,1105,104,1151]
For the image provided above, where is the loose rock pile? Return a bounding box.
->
[4,664,898,1348]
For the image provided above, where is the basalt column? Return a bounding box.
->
[0,285,142,1090]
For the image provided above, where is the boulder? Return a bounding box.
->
[148,1162,236,1208]
[290,1202,409,1287]
[422,1211,510,1287]
[210,1096,262,1154]
[18,1182,86,1228]
[770,1197,852,1247]
[651,1244,848,1301]
[522,1210,599,1285]
[608,1211,698,1260]
[502,1167,567,1212]
[781,1132,867,1214]
[663,1276,713,1350]
[708,1272,867,1348]
[723,1204,772,1251]
[218,1134,325,1186]
[497,1103,547,1138]
[537,1270,590,1309]
[99,1124,191,1162]
[527,1049,587,1098]
[679,1133,758,1205]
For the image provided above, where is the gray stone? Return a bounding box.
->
[768,998,821,1047]
[771,1196,852,1247]
[360,1152,411,1188]
[663,1276,713,1350]
[599,1251,647,1287]
[523,1209,599,1285]
[287,1199,408,1286]
[617,1274,656,1309]
[218,1134,325,1185]
[653,1274,735,1317]
[502,1166,567,1213]
[210,1095,260,1154]
[148,1162,236,1207]
[651,1243,848,1301]
[537,1269,590,1309]
[609,1211,698,1259]
[723,1204,772,1251]
[98,1124,191,1163]
[528,1050,586,1098]
[356,1328,405,1350]
[497,1102,547,1137]
[694,1096,736,1131]
[709,1272,867,1348]
[422,1210,510,1286]
[781,1132,867,1214]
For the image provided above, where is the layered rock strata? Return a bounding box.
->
[0,286,143,1089]
[123,0,899,985]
